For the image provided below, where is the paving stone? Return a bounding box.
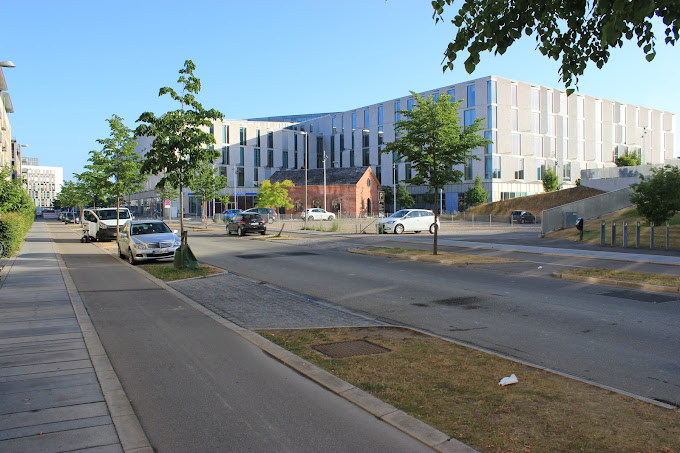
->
[0,402,109,432]
[0,382,104,415]
[0,339,85,358]
[0,359,93,378]
[0,349,89,368]
[0,424,119,453]
[0,415,112,441]
[0,371,97,394]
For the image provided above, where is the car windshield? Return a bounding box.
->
[390,210,411,218]
[243,214,262,221]
[130,222,171,236]
[97,209,131,220]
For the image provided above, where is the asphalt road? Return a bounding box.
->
[188,227,680,407]
[48,223,433,453]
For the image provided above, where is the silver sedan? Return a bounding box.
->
[117,220,181,264]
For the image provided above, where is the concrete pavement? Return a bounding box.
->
[0,221,151,453]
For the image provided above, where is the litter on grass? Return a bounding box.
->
[499,374,519,386]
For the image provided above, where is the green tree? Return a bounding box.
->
[255,179,294,211]
[76,151,112,207]
[465,175,489,207]
[96,114,147,233]
[135,60,223,265]
[382,185,415,212]
[189,163,229,228]
[630,165,680,225]
[615,150,642,167]
[431,1,679,92]
[542,167,559,192]
[0,167,33,213]
[383,91,489,254]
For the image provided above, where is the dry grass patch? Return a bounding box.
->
[139,262,223,281]
[560,268,680,288]
[260,327,680,453]
[359,246,516,264]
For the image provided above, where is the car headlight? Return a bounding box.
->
[99,223,108,229]
[173,239,181,247]
[133,240,148,249]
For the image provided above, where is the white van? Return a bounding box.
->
[82,207,132,242]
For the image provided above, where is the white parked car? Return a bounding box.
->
[117,220,181,264]
[379,209,439,234]
[82,207,132,242]
[301,208,335,221]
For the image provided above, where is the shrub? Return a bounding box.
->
[0,210,35,257]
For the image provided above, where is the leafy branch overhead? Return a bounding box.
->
[432,0,679,91]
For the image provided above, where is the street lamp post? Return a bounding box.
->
[301,131,308,229]
[392,161,397,213]
[642,127,648,165]
[322,151,328,211]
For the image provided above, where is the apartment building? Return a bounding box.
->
[132,75,675,216]
[22,164,63,208]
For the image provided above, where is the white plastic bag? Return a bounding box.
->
[499,374,518,386]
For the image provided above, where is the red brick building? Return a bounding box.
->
[269,167,381,218]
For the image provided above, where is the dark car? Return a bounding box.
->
[226,213,267,236]
[509,210,536,224]
[242,207,277,223]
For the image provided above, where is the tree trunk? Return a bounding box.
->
[433,188,439,255]
[179,182,185,269]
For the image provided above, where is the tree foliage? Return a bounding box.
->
[256,179,295,210]
[542,167,559,192]
[382,184,415,211]
[0,167,34,213]
[382,91,489,254]
[432,0,680,91]
[465,175,489,207]
[74,152,112,207]
[135,60,223,244]
[615,150,642,167]
[189,162,229,227]
[630,165,680,225]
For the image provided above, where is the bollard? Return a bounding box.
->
[489,214,492,226]
[650,222,655,249]
[600,221,606,247]
[623,221,627,248]
[636,221,640,248]
[666,222,670,250]
[611,221,616,247]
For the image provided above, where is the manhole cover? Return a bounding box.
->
[311,340,391,358]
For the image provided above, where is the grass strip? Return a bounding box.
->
[139,263,223,281]
[561,267,680,288]
[259,327,679,453]
[362,246,516,263]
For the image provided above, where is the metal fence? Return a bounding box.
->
[541,187,634,234]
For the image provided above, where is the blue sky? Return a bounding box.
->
[4,0,678,181]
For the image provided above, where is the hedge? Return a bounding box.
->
[0,211,35,257]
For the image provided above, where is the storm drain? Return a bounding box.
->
[311,340,391,358]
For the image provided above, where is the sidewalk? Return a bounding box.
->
[0,221,151,453]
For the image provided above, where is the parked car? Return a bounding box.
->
[63,212,80,224]
[42,209,58,219]
[242,207,277,223]
[301,208,335,221]
[226,213,267,236]
[222,209,242,222]
[117,220,181,265]
[378,209,440,234]
[58,211,67,221]
[509,210,536,224]
[82,207,132,241]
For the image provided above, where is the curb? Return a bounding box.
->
[552,272,680,293]
[347,248,515,265]
[96,243,478,453]
[51,231,153,453]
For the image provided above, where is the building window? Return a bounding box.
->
[330,136,335,168]
[447,88,455,101]
[237,167,244,187]
[464,158,473,180]
[239,147,244,165]
[239,127,247,145]
[515,158,525,180]
[531,87,540,111]
[487,105,496,129]
[376,166,382,183]
[394,101,401,122]
[531,112,540,134]
[464,109,476,127]
[317,136,324,168]
[332,117,337,135]
[364,109,369,128]
[378,106,383,125]
[254,168,259,186]
[254,148,261,167]
[352,112,357,130]
[433,92,440,102]
[487,80,496,104]
[512,108,519,131]
[467,84,475,108]
[267,149,274,168]
[267,131,273,149]
[363,148,370,166]
[484,131,494,154]
[222,146,229,165]
[283,151,288,169]
[511,84,518,107]
[407,99,414,111]
[563,161,572,180]
[537,161,546,181]
[256,129,261,148]
[222,125,228,143]
[349,150,355,167]
[535,135,543,158]
[378,126,384,146]
[405,163,412,180]
[485,155,501,179]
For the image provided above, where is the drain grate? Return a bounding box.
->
[311,340,391,358]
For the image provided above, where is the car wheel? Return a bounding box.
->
[260,230,266,235]
[394,224,404,234]
[128,248,137,265]
[118,244,124,259]
[269,217,274,224]
[226,226,231,235]
[520,218,525,224]
[429,224,436,234]
[308,215,314,221]
[238,227,245,236]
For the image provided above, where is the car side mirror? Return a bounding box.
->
[173,229,178,234]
